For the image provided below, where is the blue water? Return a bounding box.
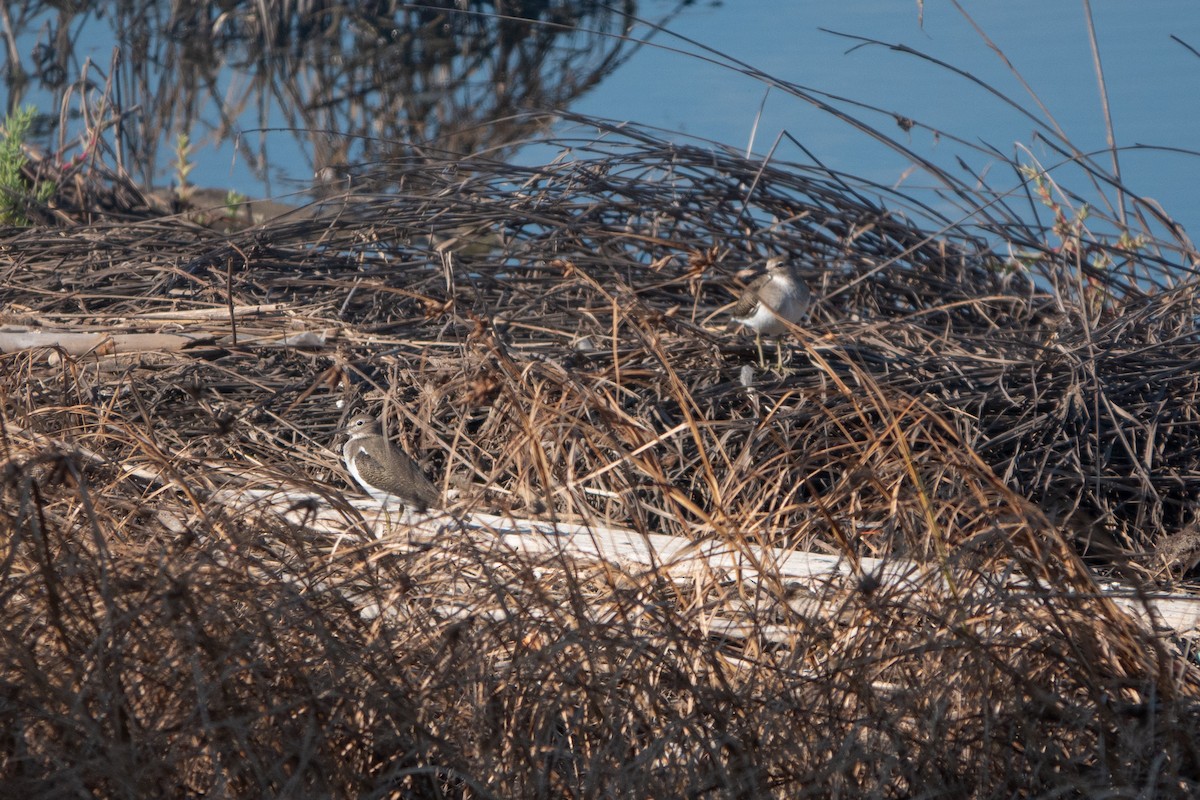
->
[554,0,1200,243]
[16,1,1200,243]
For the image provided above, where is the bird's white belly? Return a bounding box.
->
[736,302,791,335]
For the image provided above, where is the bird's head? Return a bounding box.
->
[343,414,382,438]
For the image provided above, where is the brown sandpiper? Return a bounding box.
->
[730,257,810,369]
[342,413,441,512]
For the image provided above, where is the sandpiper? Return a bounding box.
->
[342,413,440,512]
[730,257,810,369]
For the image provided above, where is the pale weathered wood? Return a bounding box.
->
[213,486,1200,639]
[0,328,202,355]
[133,303,285,320]
[14,429,1197,641]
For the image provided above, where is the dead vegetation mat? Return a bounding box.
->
[3,127,1200,796]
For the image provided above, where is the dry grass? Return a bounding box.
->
[3,117,1200,797]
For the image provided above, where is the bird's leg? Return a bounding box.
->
[375,505,393,539]
[774,336,787,372]
[755,331,767,369]
[374,503,405,538]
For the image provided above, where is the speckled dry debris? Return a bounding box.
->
[3,118,1200,797]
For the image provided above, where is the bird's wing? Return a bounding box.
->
[357,445,441,509]
[731,273,771,319]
